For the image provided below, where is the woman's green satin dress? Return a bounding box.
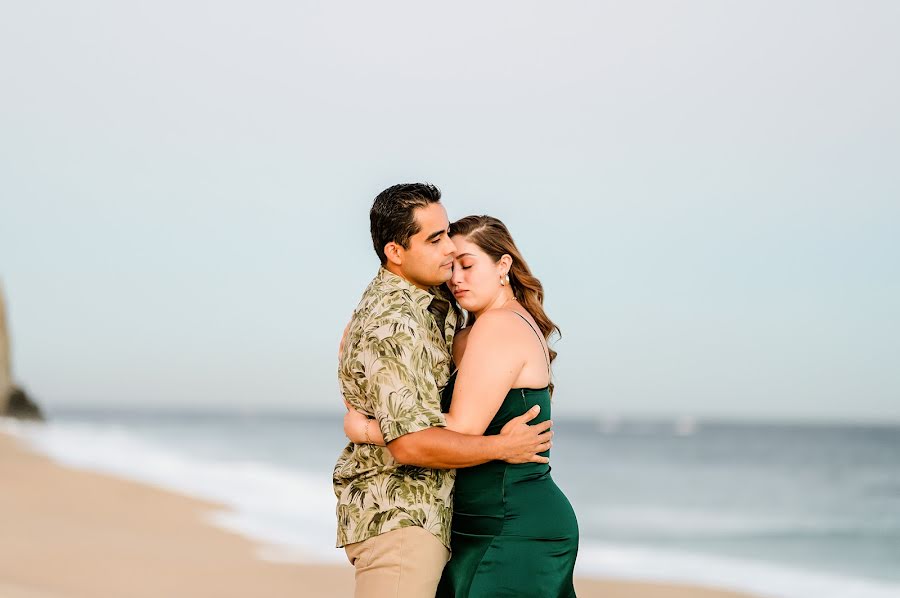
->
[436,373,579,597]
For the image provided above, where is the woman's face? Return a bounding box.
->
[448,234,506,313]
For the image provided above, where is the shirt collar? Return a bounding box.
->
[376,267,447,310]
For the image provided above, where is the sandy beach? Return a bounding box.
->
[0,429,760,598]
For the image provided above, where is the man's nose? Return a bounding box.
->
[445,236,457,256]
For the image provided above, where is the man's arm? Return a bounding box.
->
[345,404,554,468]
[361,312,551,469]
[387,406,553,469]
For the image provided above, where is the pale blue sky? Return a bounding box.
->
[2,1,898,421]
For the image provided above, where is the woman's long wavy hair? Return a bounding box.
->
[449,215,561,391]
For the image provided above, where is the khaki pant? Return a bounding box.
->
[344,526,449,598]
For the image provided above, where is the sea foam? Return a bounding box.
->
[576,542,900,598]
[2,418,345,564]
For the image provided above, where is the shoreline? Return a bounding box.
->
[0,428,760,598]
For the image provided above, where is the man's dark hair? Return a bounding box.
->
[370,183,442,265]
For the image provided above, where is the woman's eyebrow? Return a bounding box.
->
[455,253,475,259]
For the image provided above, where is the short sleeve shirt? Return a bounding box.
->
[333,268,458,548]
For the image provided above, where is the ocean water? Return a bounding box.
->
[3,409,899,598]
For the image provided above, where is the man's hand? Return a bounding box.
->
[496,405,553,464]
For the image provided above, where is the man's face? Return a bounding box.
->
[396,202,456,289]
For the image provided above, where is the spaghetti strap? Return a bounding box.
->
[506,309,551,373]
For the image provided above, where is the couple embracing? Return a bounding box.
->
[334,183,579,597]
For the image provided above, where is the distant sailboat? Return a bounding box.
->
[674,415,698,436]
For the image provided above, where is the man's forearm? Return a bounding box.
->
[387,427,502,469]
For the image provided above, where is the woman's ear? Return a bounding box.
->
[499,254,513,275]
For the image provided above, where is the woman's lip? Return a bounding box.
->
[453,290,468,297]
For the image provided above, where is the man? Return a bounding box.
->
[334,183,553,597]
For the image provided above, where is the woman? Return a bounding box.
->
[345,215,579,597]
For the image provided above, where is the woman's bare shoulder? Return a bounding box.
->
[467,309,531,346]
[452,325,473,363]
[455,326,473,342]
[453,311,519,362]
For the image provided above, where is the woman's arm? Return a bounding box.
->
[443,310,525,435]
[345,408,387,445]
[345,312,525,443]
[338,320,351,359]
[338,321,354,413]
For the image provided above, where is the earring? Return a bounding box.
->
[500,273,508,286]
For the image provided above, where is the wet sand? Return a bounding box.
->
[0,430,759,598]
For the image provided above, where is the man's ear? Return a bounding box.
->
[384,242,403,266]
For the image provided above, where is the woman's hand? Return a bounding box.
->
[339,319,353,412]
[338,320,351,360]
[344,406,387,446]
[344,407,368,442]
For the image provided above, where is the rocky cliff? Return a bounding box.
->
[0,282,11,412]
[0,282,44,421]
